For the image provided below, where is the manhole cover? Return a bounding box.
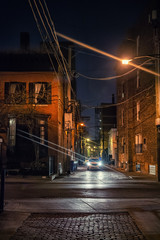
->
[10,212,146,240]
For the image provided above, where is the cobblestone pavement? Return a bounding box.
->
[10,212,146,240]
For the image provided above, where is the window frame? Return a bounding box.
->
[136,101,140,121]
[5,82,26,104]
[135,133,142,153]
[122,137,125,153]
[29,82,52,105]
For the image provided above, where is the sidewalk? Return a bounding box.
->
[1,197,160,240]
[104,164,158,182]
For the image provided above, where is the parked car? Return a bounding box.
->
[86,157,102,170]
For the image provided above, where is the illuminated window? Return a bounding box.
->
[135,133,142,153]
[137,101,140,121]
[5,82,26,104]
[136,163,141,171]
[29,82,51,104]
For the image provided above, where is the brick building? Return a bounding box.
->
[116,3,160,177]
[95,95,117,163]
[0,36,79,175]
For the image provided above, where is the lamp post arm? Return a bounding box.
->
[57,32,160,78]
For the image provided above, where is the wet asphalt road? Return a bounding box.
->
[4,165,160,199]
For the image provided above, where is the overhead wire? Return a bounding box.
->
[56,32,160,78]
[28,0,59,77]
[39,0,77,99]
[17,132,85,163]
[37,0,68,75]
[30,0,65,75]
[27,1,157,146]
[85,84,154,109]
[13,102,91,150]
[17,129,87,160]
[60,44,114,60]
[29,0,74,97]
[75,57,156,81]
[28,0,78,127]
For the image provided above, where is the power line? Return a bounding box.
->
[17,129,86,160]
[83,84,154,109]
[17,133,85,163]
[56,32,160,78]
[39,0,77,99]
[30,0,64,73]
[76,58,156,81]
[28,0,77,99]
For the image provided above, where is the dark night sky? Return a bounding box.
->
[0,0,152,137]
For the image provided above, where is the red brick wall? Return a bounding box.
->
[0,72,65,170]
[117,70,157,174]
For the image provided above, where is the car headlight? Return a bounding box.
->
[98,162,102,166]
[87,162,91,166]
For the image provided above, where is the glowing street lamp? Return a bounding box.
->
[122,59,131,64]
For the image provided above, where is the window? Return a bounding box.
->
[29,82,51,104]
[122,137,125,153]
[136,163,141,171]
[143,138,147,150]
[137,101,140,121]
[5,82,26,104]
[135,133,142,153]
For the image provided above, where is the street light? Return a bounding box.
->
[122,56,157,65]
[122,59,131,64]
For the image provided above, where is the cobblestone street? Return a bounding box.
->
[10,212,145,240]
